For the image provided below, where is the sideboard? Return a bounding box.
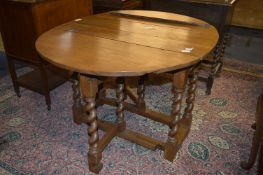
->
[0,0,93,109]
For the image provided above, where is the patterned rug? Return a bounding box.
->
[0,66,263,175]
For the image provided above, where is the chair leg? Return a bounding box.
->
[206,43,219,95]
[39,61,51,110]
[241,129,262,170]
[6,55,20,97]
[258,144,263,175]
[206,59,216,95]
[216,34,228,77]
[241,94,263,170]
[206,74,214,95]
[216,60,223,77]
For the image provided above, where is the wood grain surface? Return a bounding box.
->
[36,10,219,77]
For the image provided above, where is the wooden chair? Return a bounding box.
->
[141,0,237,95]
[241,93,263,174]
[0,0,93,110]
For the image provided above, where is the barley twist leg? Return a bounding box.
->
[116,78,126,131]
[164,70,187,161]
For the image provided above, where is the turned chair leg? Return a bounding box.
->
[116,78,126,132]
[164,69,188,161]
[80,75,103,173]
[241,94,263,171]
[216,34,228,77]
[206,44,219,95]
[6,55,21,97]
[206,34,229,95]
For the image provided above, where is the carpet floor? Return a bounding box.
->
[0,64,263,175]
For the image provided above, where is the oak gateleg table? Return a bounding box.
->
[36,10,218,173]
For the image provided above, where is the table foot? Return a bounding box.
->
[164,142,180,161]
[88,153,103,174]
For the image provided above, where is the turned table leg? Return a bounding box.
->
[137,75,146,109]
[183,67,198,119]
[80,75,103,173]
[164,69,188,161]
[72,72,84,125]
[116,78,126,131]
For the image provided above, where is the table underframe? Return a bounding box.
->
[71,65,199,173]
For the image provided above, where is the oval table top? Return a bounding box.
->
[36,10,219,77]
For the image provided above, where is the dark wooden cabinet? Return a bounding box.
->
[143,0,237,41]
[93,0,142,14]
[232,0,263,29]
[143,0,238,94]
[0,0,93,109]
